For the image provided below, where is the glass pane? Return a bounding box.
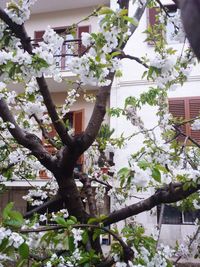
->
[157,205,182,224]
[183,210,200,224]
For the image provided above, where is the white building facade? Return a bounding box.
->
[110,0,200,246]
[0,0,199,248]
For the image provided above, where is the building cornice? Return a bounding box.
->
[116,75,200,88]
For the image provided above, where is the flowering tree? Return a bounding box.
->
[0,0,200,266]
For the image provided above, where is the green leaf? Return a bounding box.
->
[155,164,168,173]
[69,216,78,223]
[119,9,128,16]
[123,16,138,26]
[16,259,27,267]
[152,168,161,183]
[88,217,98,224]
[82,231,89,245]
[125,96,137,108]
[2,202,14,219]
[118,167,130,187]
[142,70,148,79]
[19,243,29,259]
[138,160,150,170]
[0,238,9,252]
[111,51,122,58]
[98,7,114,15]
[92,229,102,241]
[3,207,24,229]
[68,236,75,252]
[54,216,67,226]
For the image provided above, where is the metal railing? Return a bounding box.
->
[32,38,84,71]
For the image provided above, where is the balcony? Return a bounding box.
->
[33,37,83,71]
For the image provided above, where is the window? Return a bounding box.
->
[168,97,200,143]
[157,205,200,225]
[147,4,183,44]
[34,25,90,70]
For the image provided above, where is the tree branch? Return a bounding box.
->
[103,182,200,226]
[173,125,200,148]
[31,114,60,149]
[0,98,56,171]
[129,1,148,36]
[0,7,73,148]
[118,51,149,68]
[80,73,115,152]
[174,225,200,264]
[80,2,148,153]
[24,194,63,218]
[117,0,129,9]
[36,77,74,148]
[75,171,97,216]
[21,223,134,263]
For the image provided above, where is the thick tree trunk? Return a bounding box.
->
[57,175,88,222]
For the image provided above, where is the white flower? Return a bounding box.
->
[71,228,83,247]
[0,82,6,91]
[39,214,47,222]
[81,32,93,47]
[192,119,200,131]
[5,0,37,25]
[8,232,24,248]
[131,163,151,188]
[45,262,52,267]
[24,102,46,119]
[193,199,200,209]
[26,79,39,95]
[9,149,26,164]
[116,262,127,267]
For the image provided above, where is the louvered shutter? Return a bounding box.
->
[78,26,90,55]
[168,99,187,142]
[189,98,200,143]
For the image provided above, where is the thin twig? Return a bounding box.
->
[174,225,200,265]
[20,223,134,260]
[31,114,60,149]
[120,53,149,68]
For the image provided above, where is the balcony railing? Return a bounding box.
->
[32,38,84,71]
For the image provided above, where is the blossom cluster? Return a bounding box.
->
[192,119,200,131]
[61,87,80,116]
[0,28,63,85]
[68,9,131,86]
[5,0,37,25]
[0,227,24,248]
[23,178,58,206]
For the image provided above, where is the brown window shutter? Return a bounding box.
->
[189,98,200,143]
[77,26,90,55]
[73,110,83,135]
[148,7,159,27]
[147,7,160,45]
[34,31,45,43]
[168,99,187,142]
[73,110,84,166]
